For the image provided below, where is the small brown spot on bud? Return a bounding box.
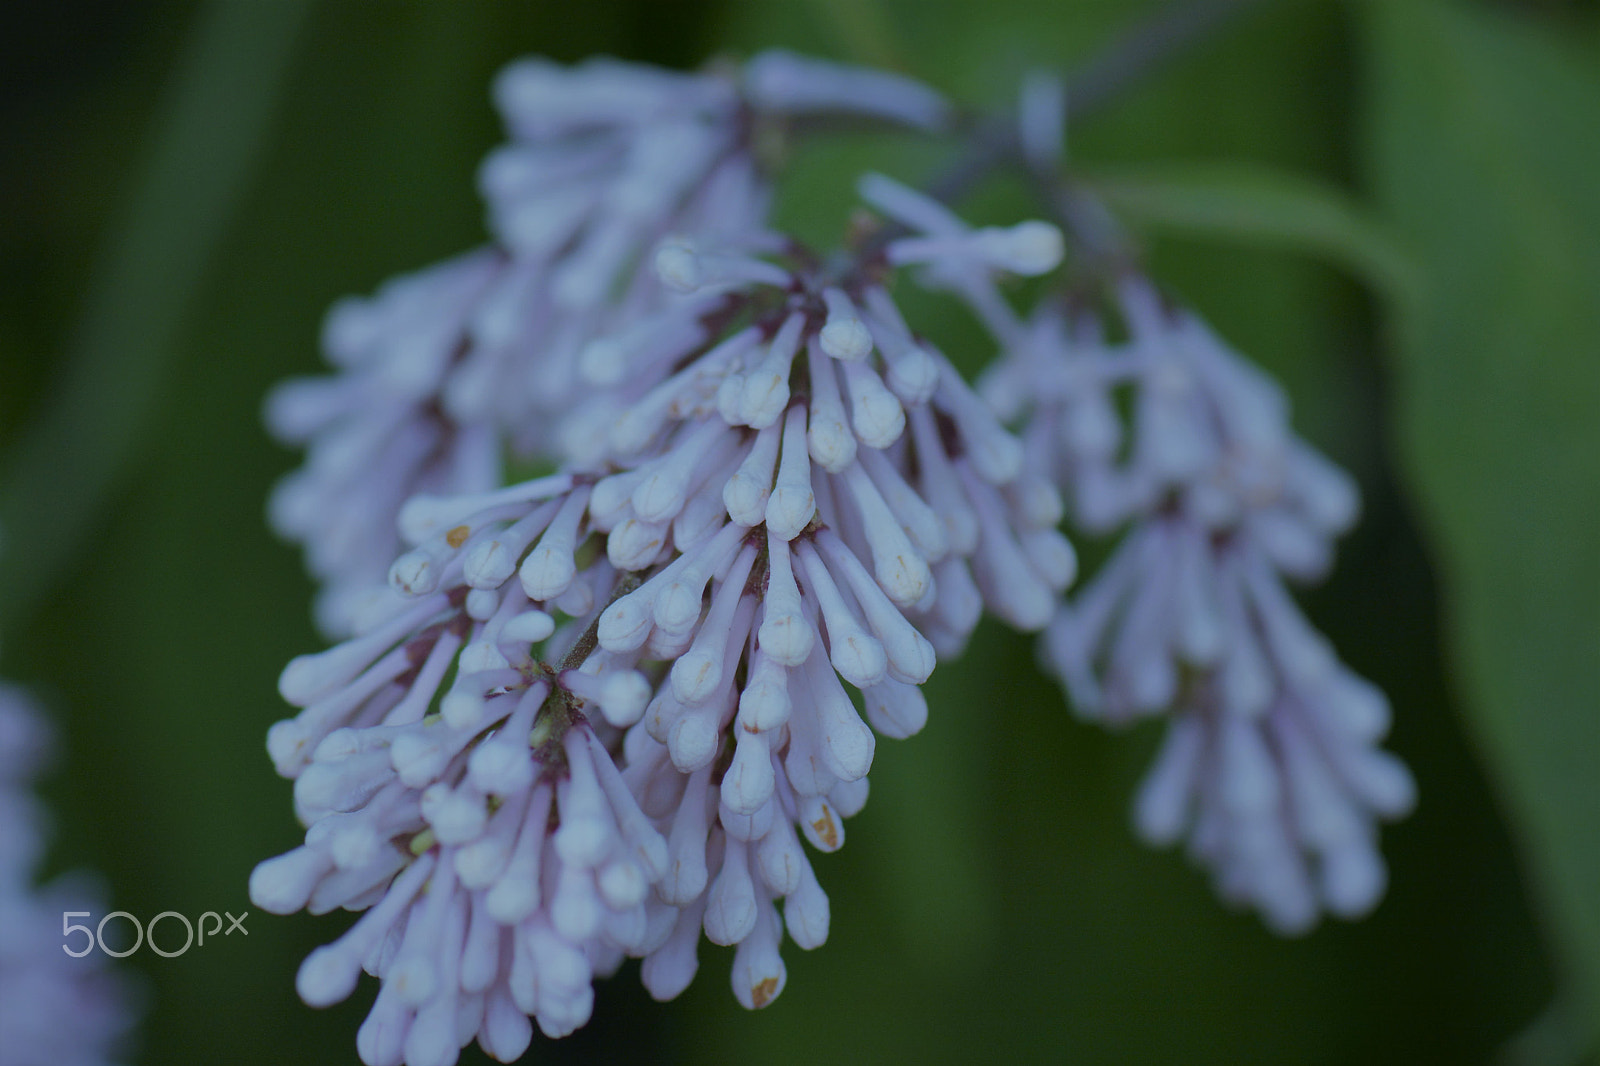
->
[751,976,779,1009]
[446,525,471,548]
[811,811,838,849]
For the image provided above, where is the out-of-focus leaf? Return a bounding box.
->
[0,0,310,633]
[1364,0,1600,1047]
[1089,162,1421,307]
[803,0,904,69]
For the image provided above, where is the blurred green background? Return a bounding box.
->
[3,1,1597,1063]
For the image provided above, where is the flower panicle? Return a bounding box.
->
[255,55,1078,1062]
[991,274,1413,933]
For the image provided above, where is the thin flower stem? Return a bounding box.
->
[1063,0,1268,125]
[855,0,1266,267]
[557,569,645,675]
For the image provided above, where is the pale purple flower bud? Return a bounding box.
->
[485,786,551,924]
[818,288,874,362]
[783,860,831,950]
[805,346,857,474]
[782,690,839,800]
[743,50,949,131]
[729,899,787,1010]
[640,894,706,1002]
[766,405,818,538]
[722,728,777,815]
[839,461,930,607]
[662,767,714,906]
[861,678,929,740]
[736,314,805,429]
[724,420,781,526]
[794,540,887,688]
[755,814,808,896]
[704,836,759,945]
[631,420,729,524]
[798,628,877,782]
[857,446,948,562]
[719,794,777,843]
[518,487,590,600]
[653,237,791,294]
[842,358,905,447]
[887,221,1064,276]
[817,530,937,684]
[757,532,814,666]
[670,543,758,704]
[796,792,845,854]
[737,649,793,733]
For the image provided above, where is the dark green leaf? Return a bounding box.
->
[0,0,311,632]
[1364,0,1600,1047]
[1090,161,1421,307]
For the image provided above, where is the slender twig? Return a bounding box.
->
[855,0,1265,266]
[1064,0,1267,125]
[935,0,1264,204]
[557,569,644,675]
[1044,0,1269,271]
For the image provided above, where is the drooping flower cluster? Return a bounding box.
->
[257,41,1417,1066]
[985,277,1415,933]
[265,52,951,637]
[0,684,136,1066]
[253,55,1072,1053]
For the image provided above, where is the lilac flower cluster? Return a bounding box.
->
[257,52,1073,1066]
[985,277,1414,933]
[258,44,1413,1066]
[0,685,135,1066]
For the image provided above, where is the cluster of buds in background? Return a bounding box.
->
[0,683,136,1064]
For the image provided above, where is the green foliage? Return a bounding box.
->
[0,0,310,633]
[1363,0,1600,1051]
[1089,161,1421,309]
